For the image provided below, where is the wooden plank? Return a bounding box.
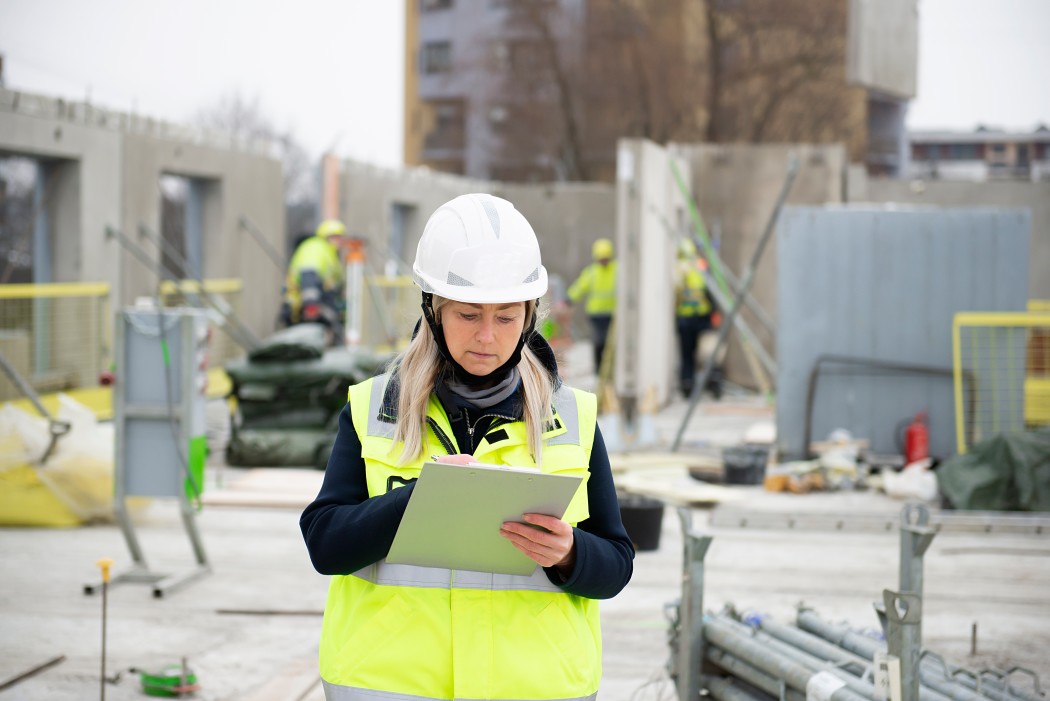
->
[615,471,742,506]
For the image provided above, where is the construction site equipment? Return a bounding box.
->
[238,215,285,274]
[669,502,1046,701]
[137,660,199,697]
[902,412,930,464]
[669,508,712,701]
[343,238,366,345]
[0,349,70,462]
[84,307,211,598]
[616,492,665,551]
[96,557,113,701]
[672,156,798,451]
[0,282,111,401]
[952,309,1050,454]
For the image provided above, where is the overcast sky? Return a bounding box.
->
[0,0,1047,169]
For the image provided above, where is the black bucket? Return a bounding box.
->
[722,445,769,485]
[618,493,665,551]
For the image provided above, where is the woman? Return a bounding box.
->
[301,193,635,701]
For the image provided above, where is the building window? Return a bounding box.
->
[422,0,452,9]
[489,105,509,125]
[491,41,510,71]
[424,99,465,150]
[947,144,979,160]
[422,41,452,74]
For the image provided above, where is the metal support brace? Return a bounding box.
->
[672,155,798,451]
[675,508,713,701]
[900,503,937,596]
[880,590,923,701]
[135,224,261,350]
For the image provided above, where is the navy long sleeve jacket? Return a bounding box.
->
[300,389,634,600]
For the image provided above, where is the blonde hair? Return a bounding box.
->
[391,296,555,465]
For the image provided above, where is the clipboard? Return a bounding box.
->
[386,461,584,576]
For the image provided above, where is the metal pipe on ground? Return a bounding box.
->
[706,675,779,701]
[755,617,872,677]
[703,618,871,701]
[797,610,1036,701]
[711,617,894,701]
[706,646,807,701]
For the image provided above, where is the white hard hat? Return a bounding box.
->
[413,193,548,304]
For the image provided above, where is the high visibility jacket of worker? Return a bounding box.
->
[285,235,344,302]
[675,261,712,318]
[567,261,617,316]
[318,373,601,701]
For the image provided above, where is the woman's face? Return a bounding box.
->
[439,300,527,376]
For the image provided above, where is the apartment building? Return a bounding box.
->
[909,127,1050,182]
[404,0,918,181]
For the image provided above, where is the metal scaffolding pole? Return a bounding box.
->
[672,155,798,451]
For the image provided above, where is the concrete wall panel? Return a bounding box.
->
[1,89,285,345]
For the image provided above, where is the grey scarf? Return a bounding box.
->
[445,368,520,409]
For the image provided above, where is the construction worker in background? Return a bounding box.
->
[674,238,720,399]
[280,219,347,330]
[566,237,618,375]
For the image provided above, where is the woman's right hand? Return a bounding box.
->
[433,454,475,465]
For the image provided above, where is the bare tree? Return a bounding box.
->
[194,91,315,207]
[487,0,852,182]
[194,90,317,249]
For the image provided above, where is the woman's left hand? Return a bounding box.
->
[500,513,576,572]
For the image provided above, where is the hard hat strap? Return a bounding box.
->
[420,292,537,388]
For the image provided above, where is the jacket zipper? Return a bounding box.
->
[426,417,457,455]
[464,407,516,453]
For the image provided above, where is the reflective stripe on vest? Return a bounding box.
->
[322,680,598,701]
[677,266,711,317]
[352,560,564,594]
[320,374,602,700]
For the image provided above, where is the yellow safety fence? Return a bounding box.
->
[0,282,112,406]
[952,303,1050,454]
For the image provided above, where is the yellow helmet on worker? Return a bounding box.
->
[316,219,347,240]
[592,238,614,261]
[677,238,698,260]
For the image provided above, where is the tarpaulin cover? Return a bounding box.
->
[225,335,392,468]
[937,429,1050,511]
[247,323,327,363]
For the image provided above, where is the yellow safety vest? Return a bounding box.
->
[567,261,617,316]
[676,263,711,318]
[318,374,601,701]
[284,235,344,315]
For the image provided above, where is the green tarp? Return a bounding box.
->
[938,429,1050,511]
[225,329,393,468]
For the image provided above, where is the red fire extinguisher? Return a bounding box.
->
[903,412,929,464]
